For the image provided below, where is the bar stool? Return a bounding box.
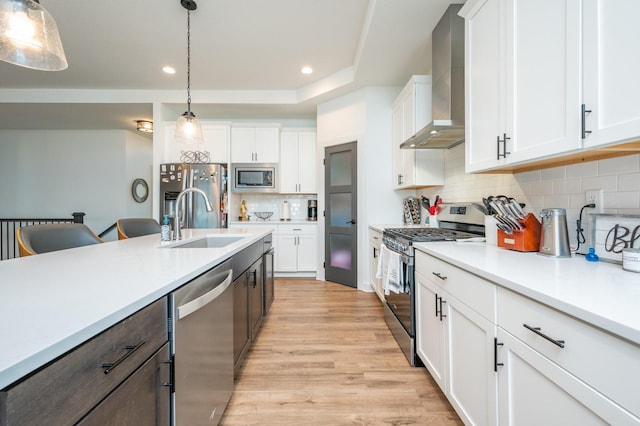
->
[116,218,161,240]
[16,223,104,257]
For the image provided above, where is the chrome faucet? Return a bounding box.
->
[173,187,214,240]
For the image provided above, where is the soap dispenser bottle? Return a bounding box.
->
[161,215,171,241]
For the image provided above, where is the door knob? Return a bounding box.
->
[346,220,356,224]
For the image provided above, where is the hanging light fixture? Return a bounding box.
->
[0,0,67,71]
[174,0,203,145]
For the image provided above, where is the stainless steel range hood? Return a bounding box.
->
[401,4,465,150]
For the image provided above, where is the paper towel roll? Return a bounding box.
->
[280,201,290,220]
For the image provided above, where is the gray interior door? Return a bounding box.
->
[324,141,357,288]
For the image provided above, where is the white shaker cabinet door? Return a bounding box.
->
[464,0,507,172]
[496,328,636,425]
[446,294,497,426]
[296,234,317,272]
[297,131,317,193]
[254,128,280,163]
[505,0,582,164]
[279,132,299,193]
[275,234,297,272]
[582,0,640,149]
[231,128,256,163]
[416,271,446,390]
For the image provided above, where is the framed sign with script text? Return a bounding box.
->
[589,214,640,263]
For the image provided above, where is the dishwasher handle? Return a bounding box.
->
[177,269,233,320]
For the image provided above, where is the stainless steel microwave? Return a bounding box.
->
[232,163,278,193]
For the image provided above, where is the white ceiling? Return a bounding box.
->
[0,0,460,133]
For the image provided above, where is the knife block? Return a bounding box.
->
[497,213,541,252]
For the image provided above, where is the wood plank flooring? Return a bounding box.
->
[220,278,462,425]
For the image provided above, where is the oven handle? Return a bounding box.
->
[384,246,412,265]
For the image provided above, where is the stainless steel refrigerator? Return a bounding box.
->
[159,163,228,229]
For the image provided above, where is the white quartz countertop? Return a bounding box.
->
[0,227,274,389]
[414,242,640,345]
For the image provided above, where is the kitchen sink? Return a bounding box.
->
[166,236,244,249]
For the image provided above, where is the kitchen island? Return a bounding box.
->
[0,227,273,390]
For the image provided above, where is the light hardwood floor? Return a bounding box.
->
[220,278,462,425]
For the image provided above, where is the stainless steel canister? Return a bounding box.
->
[538,208,571,257]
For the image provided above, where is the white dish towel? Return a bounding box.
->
[376,243,402,295]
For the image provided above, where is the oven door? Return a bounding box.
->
[384,250,414,338]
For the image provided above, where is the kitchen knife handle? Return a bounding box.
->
[523,324,565,348]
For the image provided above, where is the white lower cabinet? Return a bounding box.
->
[368,229,383,301]
[496,328,635,425]
[416,249,640,425]
[416,251,497,426]
[276,225,317,272]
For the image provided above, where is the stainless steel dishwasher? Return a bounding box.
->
[169,259,233,425]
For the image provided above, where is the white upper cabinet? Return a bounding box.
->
[280,130,317,194]
[163,122,230,164]
[462,0,582,172]
[392,76,444,189]
[231,127,280,163]
[582,0,640,149]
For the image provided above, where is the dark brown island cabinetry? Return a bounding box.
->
[232,236,273,378]
[0,298,169,425]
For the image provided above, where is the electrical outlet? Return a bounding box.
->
[585,189,604,213]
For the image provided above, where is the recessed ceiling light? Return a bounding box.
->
[301,66,313,75]
[163,66,176,74]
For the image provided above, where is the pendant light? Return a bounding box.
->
[0,0,67,71]
[174,0,203,145]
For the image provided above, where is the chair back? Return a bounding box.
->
[16,223,103,257]
[116,218,161,240]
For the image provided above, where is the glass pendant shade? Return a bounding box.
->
[0,0,67,71]
[175,111,203,145]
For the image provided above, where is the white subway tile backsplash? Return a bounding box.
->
[581,175,617,192]
[598,154,639,176]
[569,193,588,209]
[566,161,598,179]
[529,180,553,195]
[604,191,640,209]
[553,178,581,194]
[514,170,541,183]
[540,166,566,181]
[417,143,639,221]
[543,194,570,208]
[619,172,640,191]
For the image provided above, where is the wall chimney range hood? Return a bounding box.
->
[401,4,465,150]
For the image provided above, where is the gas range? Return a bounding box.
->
[382,203,486,257]
[380,202,486,367]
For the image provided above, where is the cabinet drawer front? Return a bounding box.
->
[1,298,168,425]
[369,230,382,246]
[278,224,316,235]
[498,288,640,418]
[416,250,496,321]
